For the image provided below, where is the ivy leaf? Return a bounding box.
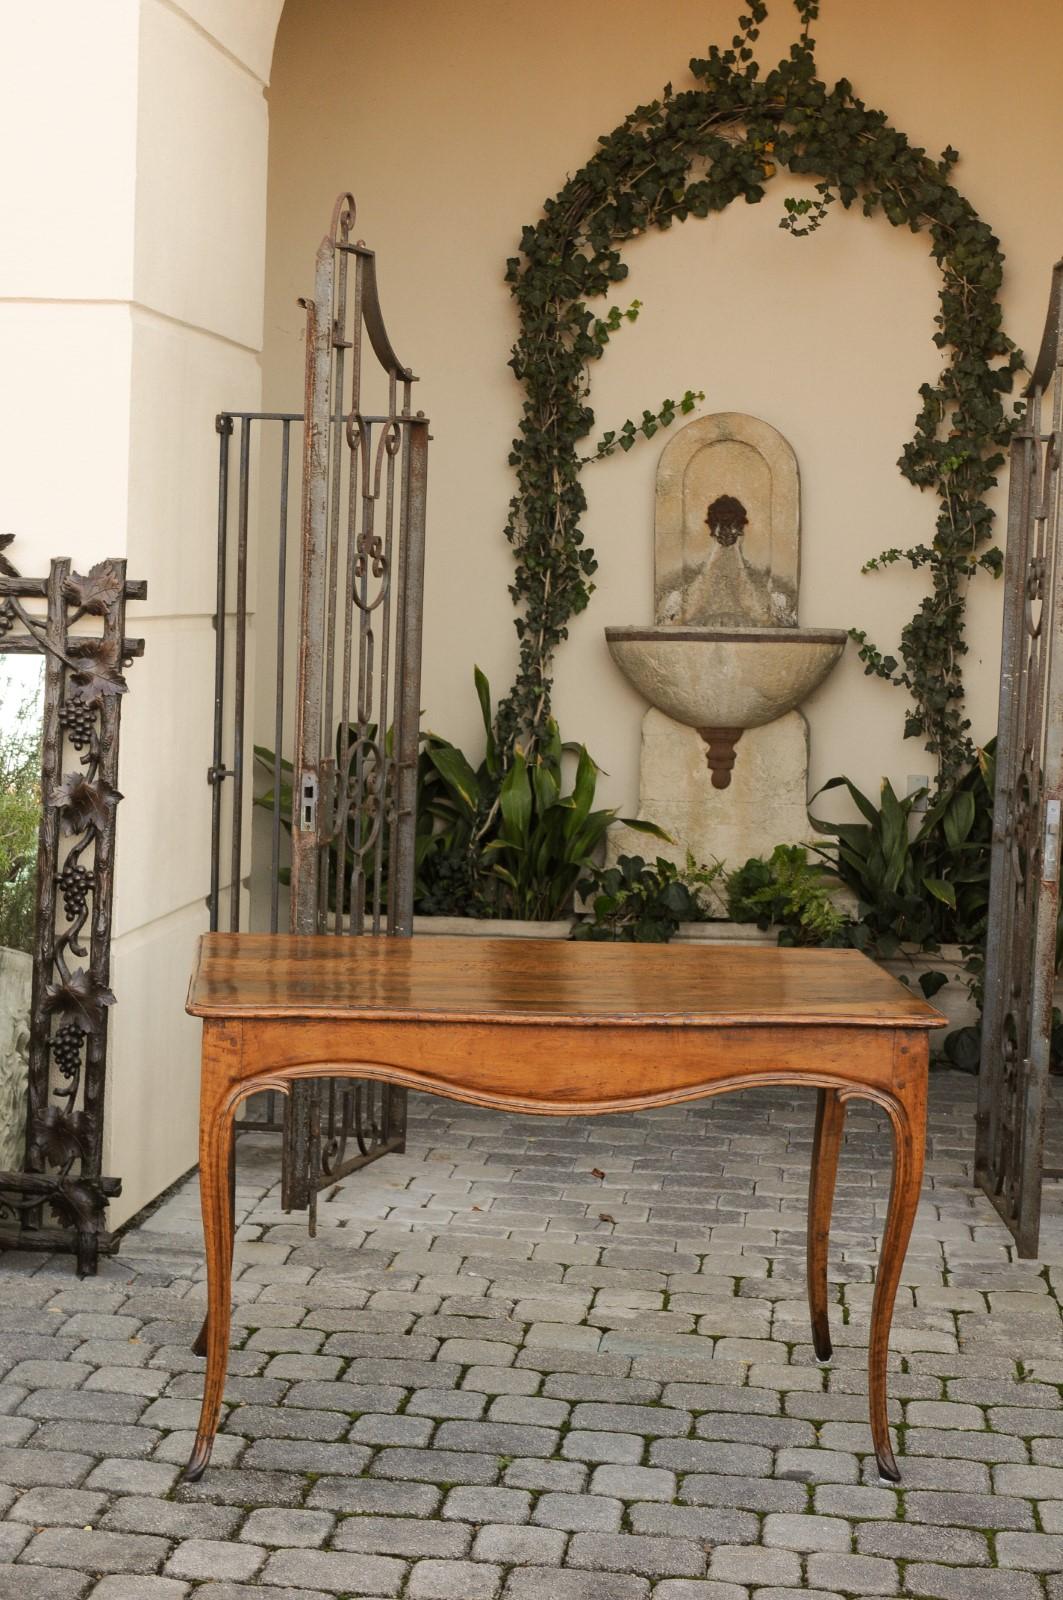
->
[49,773,123,836]
[42,968,116,1035]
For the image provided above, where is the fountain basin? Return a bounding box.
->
[606,625,846,729]
[606,624,846,788]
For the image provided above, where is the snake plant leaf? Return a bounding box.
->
[618,817,672,840]
[923,877,957,908]
[499,750,532,847]
[474,666,500,780]
[425,744,483,819]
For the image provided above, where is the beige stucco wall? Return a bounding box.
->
[262,0,1063,822]
[1,0,283,1225]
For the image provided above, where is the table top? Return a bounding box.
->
[188,933,945,1030]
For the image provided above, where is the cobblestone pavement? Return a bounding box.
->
[0,1069,1061,1599]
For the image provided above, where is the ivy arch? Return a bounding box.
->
[496,0,1021,780]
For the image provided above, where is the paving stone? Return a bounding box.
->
[472,1522,567,1564]
[532,1491,622,1532]
[589,1465,676,1502]
[566,1531,705,1578]
[995,1531,1063,1570]
[21,1527,171,1573]
[238,1508,336,1547]
[175,1468,308,1509]
[708,1545,801,1585]
[805,1551,898,1592]
[88,1579,190,1599]
[85,1458,180,1496]
[679,1474,807,1514]
[332,1515,470,1557]
[562,1430,644,1465]
[306,1477,441,1516]
[101,1495,241,1539]
[902,1566,1044,1600]
[627,1503,758,1544]
[442,1486,531,1523]
[905,1489,1037,1529]
[165,1539,266,1580]
[406,1557,502,1598]
[649,1585,747,1600]
[859,1518,990,1563]
[503,1571,649,1599]
[761,1512,850,1552]
[504,1458,587,1492]
[261,1546,406,1593]
[239,1439,368,1475]
[9,1487,110,1526]
[371,1447,501,1485]
[0,1449,92,1487]
[0,1568,89,1599]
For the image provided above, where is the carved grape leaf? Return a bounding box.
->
[29,1106,90,1170]
[49,772,122,836]
[70,638,128,703]
[48,1179,103,1228]
[42,968,116,1035]
[63,562,125,616]
[0,534,18,579]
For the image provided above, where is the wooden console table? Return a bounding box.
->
[182,932,944,1484]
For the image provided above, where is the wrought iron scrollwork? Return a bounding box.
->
[207,194,428,1227]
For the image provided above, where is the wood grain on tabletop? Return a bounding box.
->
[187,931,946,1029]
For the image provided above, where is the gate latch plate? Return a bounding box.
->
[1044,798,1061,883]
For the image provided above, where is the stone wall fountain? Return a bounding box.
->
[606,412,846,882]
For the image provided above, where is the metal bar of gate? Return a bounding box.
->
[207,193,428,1216]
[977,258,1063,1256]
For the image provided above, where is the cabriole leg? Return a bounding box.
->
[807,1087,846,1364]
[866,1047,928,1482]
[184,1027,243,1483]
[192,1125,236,1359]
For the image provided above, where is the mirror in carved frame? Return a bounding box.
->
[0,536,145,1275]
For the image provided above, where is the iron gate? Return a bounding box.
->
[208,194,428,1230]
[976,259,1063,1257]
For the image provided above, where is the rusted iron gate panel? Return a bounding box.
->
[208,194,428,1228]
[976,259,1063,1257]
[0,542,145,1275]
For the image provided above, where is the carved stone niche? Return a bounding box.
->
[0,536,145,1276]
[653,411,800,629]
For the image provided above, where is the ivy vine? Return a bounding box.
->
[496,0,1021,779]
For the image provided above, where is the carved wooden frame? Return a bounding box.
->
[0,537,145,1274]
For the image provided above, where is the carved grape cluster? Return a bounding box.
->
[58,861,92,921]
[51,1023,85,1077]
[58,694,97,750]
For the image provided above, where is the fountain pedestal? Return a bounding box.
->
[609,709,814,898]
[606,412,845,888]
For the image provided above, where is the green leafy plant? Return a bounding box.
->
[420,671,669,921]
[573,852,723,942]
[496,0,1020,780]
[726,844,847,947]
[809,745,995,957]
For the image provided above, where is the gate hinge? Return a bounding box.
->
[1044,798,1061,884]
